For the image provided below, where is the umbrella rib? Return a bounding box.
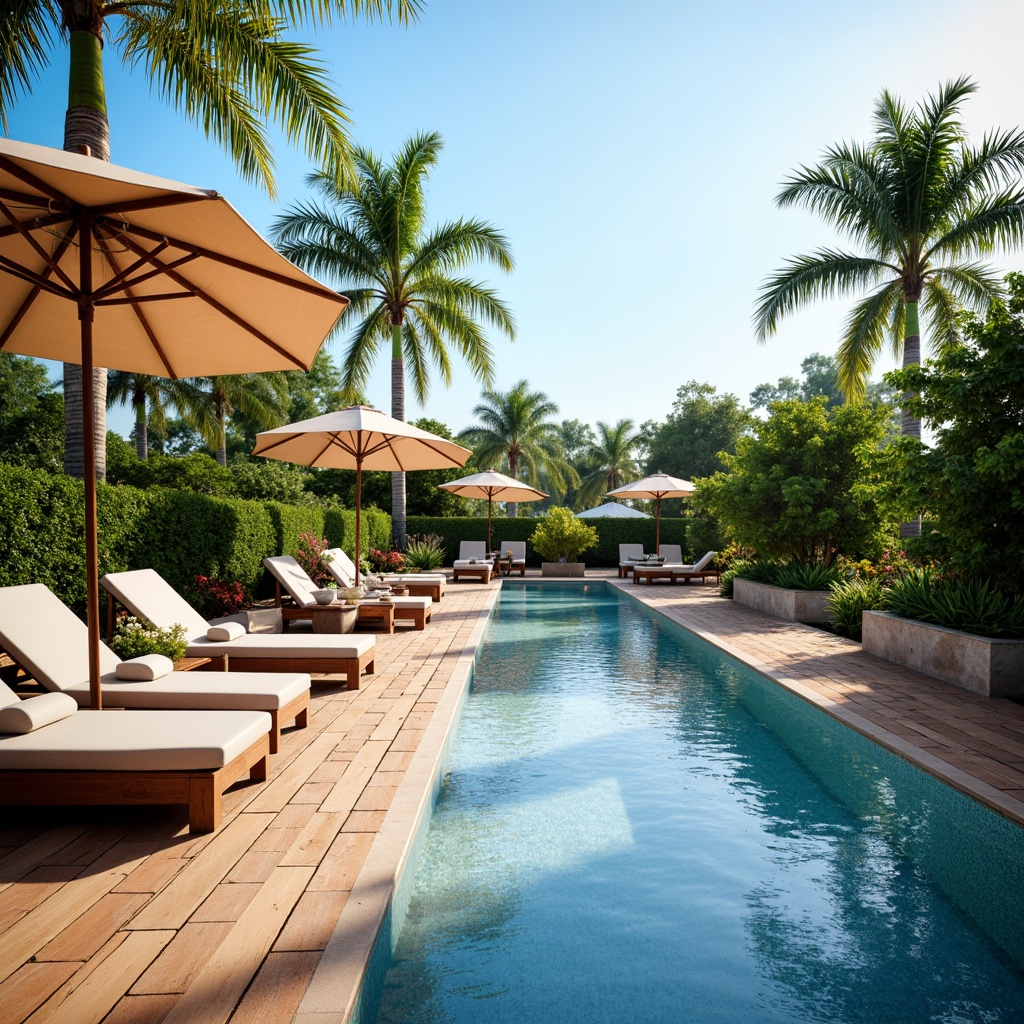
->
[116,232,311,370]
[0,231,75,350]
[0,211,71,241]
[90,237,172,300]
[0,154,71,206]
[94,234,179,378]
[122,221,350,304]
[0,196,78,294]
[93,253,200,298]
[0,255,76,301]
[92,192,219,217]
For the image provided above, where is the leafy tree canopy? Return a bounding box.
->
[695,397,895,565]
[749,353,897,411]
[877,273,1024,587]
[0,354,62,472]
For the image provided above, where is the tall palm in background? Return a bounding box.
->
[189,373,290,467]
[1,0,419,482]
[576,419,641,508]
[106,372,208,460]
[273,131,515,543]
[459,380,576,517]
[755,77,1024,442]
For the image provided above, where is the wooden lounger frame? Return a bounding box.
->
[106,595,374,691]
[392,578,444,602]
[0,733,270,833]
[452,565,492,584]
[632,567,721,585]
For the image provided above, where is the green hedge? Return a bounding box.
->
[264,501,325,559]
[407,515,689,566]
[324,506,392,559]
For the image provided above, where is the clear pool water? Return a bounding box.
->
[373,583,1024,1024]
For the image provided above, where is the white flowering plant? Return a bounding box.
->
[109,616,189,662]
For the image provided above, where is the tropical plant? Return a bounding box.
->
[366,547,406,573]
[827,577,887,640]
[755,76,1024,464]
[294,531,333,585]
[106,371,207,461]
[3,1,417,483]
[459,380,577,516]
[772,562,843,591]
[186,574,247,619]
[885,572,1024,639]
[109,616,188,662]
[718,558,780,598]
[273,131,516,543]
[529,507,598,563]
[187,373,289,467]
[404,533,445,571]
[575,419,642,508]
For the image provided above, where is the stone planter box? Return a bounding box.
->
[541,562,585,578]
[733,579,833,623]
[862,611,1024,698]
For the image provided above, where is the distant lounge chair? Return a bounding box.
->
[658,544,683,563]
[672,551,719,584]
[264,555,432,632]
[453,541,492,583]
[619,544,645,578]
[101,569,375,690]
[0,680,270,832]
[497,540,526,576]
[632,550,719,585]
[323,548,446,603]
[0,583,309,754]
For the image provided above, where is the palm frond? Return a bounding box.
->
[926,190,1024,259]
[0,0,56,133]
[754,250,895,339]
[340,303,390,395]
[836,282,902,399]
[920,279,968,356]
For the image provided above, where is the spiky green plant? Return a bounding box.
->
[827,577,887,640]
[885,572,1024,638]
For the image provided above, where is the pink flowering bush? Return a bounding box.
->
[188,575,246,619]
[294,532,334,584]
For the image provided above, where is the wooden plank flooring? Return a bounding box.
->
[3,572,1024,1024]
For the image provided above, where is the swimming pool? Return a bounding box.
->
[370,582,1024,1023]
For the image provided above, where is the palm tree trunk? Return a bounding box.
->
[900,300,922,539]
[390,322,407,548]
[134,399,148,461]
[507,450,519,519]
[62,28,110,481]
[217,403,228,467]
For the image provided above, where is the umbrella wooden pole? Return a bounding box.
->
[654,495,662,555]
[487,494,493,554]
[355,461,362,585]
[79,208,102,710]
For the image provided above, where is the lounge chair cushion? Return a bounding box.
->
[263,556,319,609]
[207,622,246,642]
[115,654,174,681]
[0,707,270,771]
[0,692,78,734]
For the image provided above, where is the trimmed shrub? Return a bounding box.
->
[530,507,598,562]
[265,501,325,560]
[323,506,392,560]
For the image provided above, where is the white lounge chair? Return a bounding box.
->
[101,569,375,690]
[324,548,446,603]
[658,544,683,563]
[671,551,719,584]
[452,541,492,583]
[619,543,645,578]
[496,541,526,576]
[0,584,310,754]
[0,680,270,832]
[264,555,432,632]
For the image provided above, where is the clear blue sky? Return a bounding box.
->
[6,0,1024,441]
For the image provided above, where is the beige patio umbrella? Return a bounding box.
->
[605,472,695,552]
[437,469,548,553]
[252,406,471,583]
[0,138,349,709]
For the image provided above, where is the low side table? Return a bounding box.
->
[354,601,396,634]
[308,604,359,634]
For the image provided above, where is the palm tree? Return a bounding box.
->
[576,419,641,508]
[459,380,576,517]
[188,373,290,466]
[755,77,1024,441]
[273,131,516,543]
[106,372,210,460]
[2,0,418,483]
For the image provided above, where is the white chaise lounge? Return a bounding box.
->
[0,680,270,832]
[496,540,527,576]
[452,541,492,583]
[101,569,375,689]
[264,555,433,632]
[324,548,446,603]
[0,584,310,754]
[618,543,645,578]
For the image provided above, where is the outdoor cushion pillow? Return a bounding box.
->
[115,654,174,680]
[207,622,246,642]
[0,691,78,733]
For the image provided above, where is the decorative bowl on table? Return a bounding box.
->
[312,589,337,605]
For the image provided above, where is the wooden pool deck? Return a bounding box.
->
[3,571,1024,1024]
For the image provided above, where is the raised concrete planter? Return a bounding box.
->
[541,562,585,577]
[862,611,1024,698]
[733,579,833,623]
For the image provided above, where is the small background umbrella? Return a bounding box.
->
[437,470,548,553]
[576,501,651,519]
[605,472,694,552]
[0,138,348,709]
[253,406,471,582]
